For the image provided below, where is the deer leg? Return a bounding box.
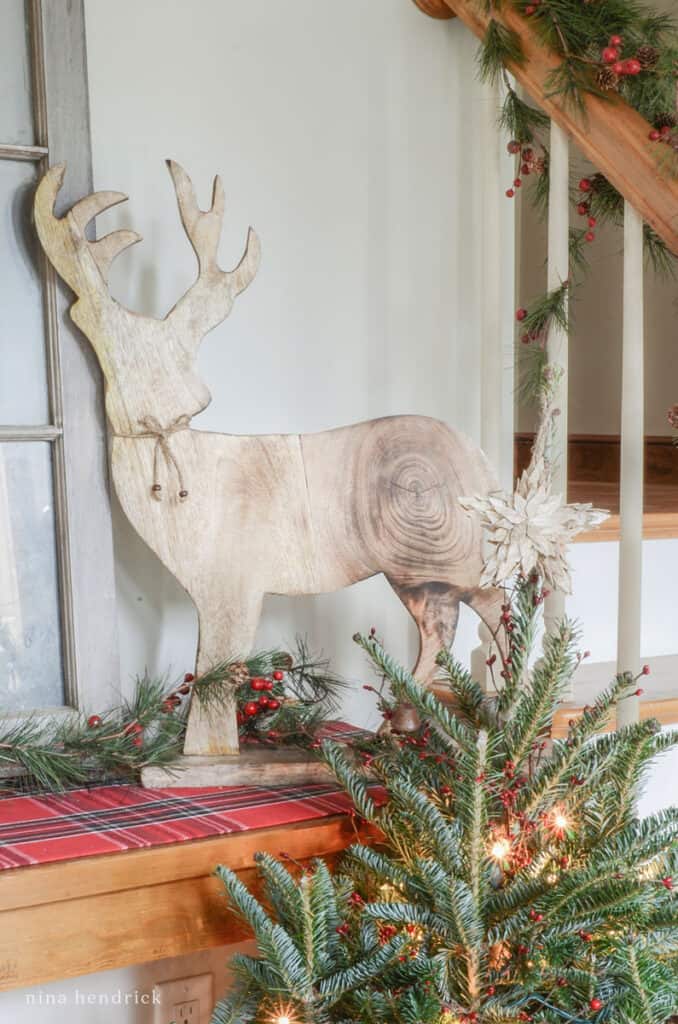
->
[388,580,461,686]
[183,590,264,757]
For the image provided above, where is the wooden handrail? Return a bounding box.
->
[412,0,455,18]
[415,0,678,255]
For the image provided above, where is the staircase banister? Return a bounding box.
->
[412,0,455,18]
[420,0,678,255]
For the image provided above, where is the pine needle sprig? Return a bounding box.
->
[504,619,580,768]
[0,718,88,792]
[479,21,527,85]
[500,86,550,145]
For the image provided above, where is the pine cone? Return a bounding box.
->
[636,45,659,70]
[274,652,295,671]
[596,66,620,91]
[229,661,251,686]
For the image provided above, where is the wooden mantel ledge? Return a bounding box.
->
[552,653,678,738]
[419,0,678,255]
[0,814,369,992]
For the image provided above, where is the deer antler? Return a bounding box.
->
[165,160,261,338]
[34,164,142,304]
[35,162,260,343]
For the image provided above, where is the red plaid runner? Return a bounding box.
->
[0,782,370,870]
[0,724,377,871]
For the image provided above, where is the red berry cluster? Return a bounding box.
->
[124,721,144,748]
[523,0,541,17]
[237,669,285,734]
[161,671,195,715]
[576,179,598,243]
[599,35,642,77]
[505,141,545,199]
[87,708,149,749]
[378,923,398,944]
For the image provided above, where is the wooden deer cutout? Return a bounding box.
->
[34,161,503,766]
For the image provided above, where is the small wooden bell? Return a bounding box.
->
[389,702,421,734]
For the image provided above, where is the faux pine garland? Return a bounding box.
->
[477,0,678,404]
[0,641,344,794]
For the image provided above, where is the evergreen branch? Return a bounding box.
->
[322,740,377,823]
[500,87,550,145]
[517,670,636,815]
[354,633,476,754]
[210,980,259,1024]
[317,934,409,1001]
[479,21,527,85]
[504,619,579,768]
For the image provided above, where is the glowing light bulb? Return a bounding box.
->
[269,1006,295,1024]
[553,812,569,831]
[489,837,511,861]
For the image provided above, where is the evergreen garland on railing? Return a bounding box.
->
[477,0,678,404]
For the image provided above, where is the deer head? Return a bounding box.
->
[34,161,261,434]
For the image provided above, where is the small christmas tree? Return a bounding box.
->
[213,577,677,1024]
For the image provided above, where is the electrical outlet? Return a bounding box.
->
[174,998,199,1024]
[153,974,213,1024]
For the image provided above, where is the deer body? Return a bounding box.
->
[35,162,502,757]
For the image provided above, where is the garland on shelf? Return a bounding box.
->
[194,640,347,747]
[0,641,344,794]
[478,0,678,403]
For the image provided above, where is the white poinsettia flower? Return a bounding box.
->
[460,401,608,593]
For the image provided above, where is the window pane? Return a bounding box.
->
[0,160,49,424]
[0,0,35,146]
[0,442,65,710]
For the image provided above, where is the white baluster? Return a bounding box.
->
[616,202,644,728]
[543,123,570,666]
[472,80,514,691]
[471,621,498,695]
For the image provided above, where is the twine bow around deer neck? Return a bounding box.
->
[115,414,192,502]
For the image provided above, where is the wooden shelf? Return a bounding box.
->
[0,814,368,992]
[577,512,678,543]
[552,654,678,737]
[514,435,678,541]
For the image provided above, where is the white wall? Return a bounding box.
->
[0,2,512,1020]
[83,0,507,728]
[0,943,254,1024]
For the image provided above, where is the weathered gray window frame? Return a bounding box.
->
[0,0,118,716]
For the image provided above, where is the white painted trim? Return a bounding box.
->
[616,201,644,727]
[543,121,569,634]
